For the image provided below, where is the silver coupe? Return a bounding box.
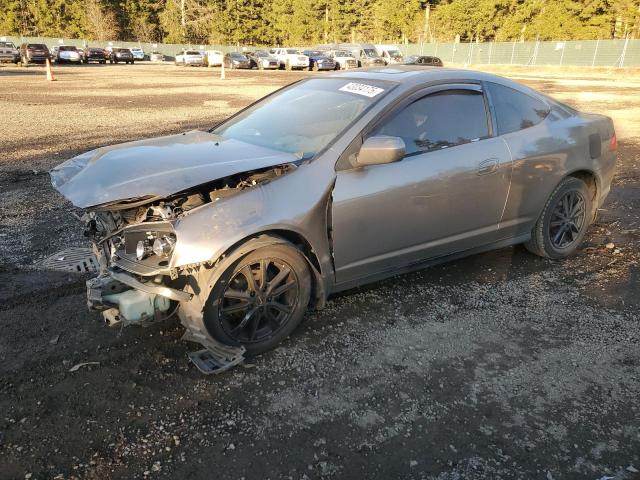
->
[51,67,617,372]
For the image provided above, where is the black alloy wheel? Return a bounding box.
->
[220,258,298,343]
[525,176,593,259]
[204,243,311,355]
[548,190,587,249]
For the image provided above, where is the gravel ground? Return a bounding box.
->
[0,63,639,480]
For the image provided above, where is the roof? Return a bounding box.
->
[325,66,534,95]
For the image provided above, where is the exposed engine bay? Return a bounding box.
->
[79,164,297,374]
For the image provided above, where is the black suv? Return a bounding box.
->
[19,43,50,65]
[83,47,107,64]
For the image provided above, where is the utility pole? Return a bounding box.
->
[423,4,432,44]
[181,0,186,43]
[324,5,329,43]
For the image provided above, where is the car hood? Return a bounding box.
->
[50,130,301,208]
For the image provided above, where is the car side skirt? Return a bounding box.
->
[330,233,530,293]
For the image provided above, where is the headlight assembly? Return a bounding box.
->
[132,233,176,261]
[152,235,176,257]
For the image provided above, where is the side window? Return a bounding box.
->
[487,82,550,135]
[372,89,490,156]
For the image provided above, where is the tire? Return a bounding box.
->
[525,176,593,259]
[203,243,311,355]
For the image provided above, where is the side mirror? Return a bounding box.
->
[356,135,406,167]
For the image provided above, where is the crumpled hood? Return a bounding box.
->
[50,130,300,208]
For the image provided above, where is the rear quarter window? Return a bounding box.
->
[487,82,550,135]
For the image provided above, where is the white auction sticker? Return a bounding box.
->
[339,82,385,98]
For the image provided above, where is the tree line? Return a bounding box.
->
[1,0,639,45]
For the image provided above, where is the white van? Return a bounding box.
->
[374,44,404,65]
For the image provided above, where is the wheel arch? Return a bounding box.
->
[566,168,600,220]
[197,231,327,311]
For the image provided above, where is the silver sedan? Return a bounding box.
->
[51,67,617,372]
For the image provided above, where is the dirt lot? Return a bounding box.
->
[0,63,639,480]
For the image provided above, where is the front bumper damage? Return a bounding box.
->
[87,269,245,374]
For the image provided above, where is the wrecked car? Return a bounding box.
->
[50,68,617,373]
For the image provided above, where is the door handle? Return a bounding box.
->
[477,158,499,175]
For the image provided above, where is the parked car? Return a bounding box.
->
[0,40,19,64]
[19,43,50,65]
[270,48,309,70]
[82,47,107,64]
[302,50,336,71]
[175,50,203,66]
[129,47,145,61]
[325,50,357,70]
[50,67,617,370]
[53,45,82,64]
[339,43,385,67]
[223,52,251,69]
[109,48,134,64]
[149,51,165,62]
[404,55,443,67]
[246,50,278,70]
[203,50,223,67]
[374,44,404,64]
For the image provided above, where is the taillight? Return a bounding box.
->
[609,133,617,151]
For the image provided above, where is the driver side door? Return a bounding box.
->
[331,84,513,287]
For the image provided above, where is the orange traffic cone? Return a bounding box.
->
[45,58,55,81]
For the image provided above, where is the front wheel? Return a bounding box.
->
[203,244,311,355]
[525,176,593,259]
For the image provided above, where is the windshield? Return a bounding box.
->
[306,51,322,56]
[254,51,268,57]
[230,53,245,58]
[28,44,47,49]
[186,51,200,55]
[286,49,299,54]
[0,42,16,48]
[59,46,77,51]
[362,48,377,57]
[333,51,352,57]
[387,50,402,57]
[213,78,392,158]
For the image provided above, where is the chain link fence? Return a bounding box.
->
[3,35,639,67]
[401,39,640,67]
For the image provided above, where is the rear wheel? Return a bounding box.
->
[525,176,593,259]
[203,244,311,355]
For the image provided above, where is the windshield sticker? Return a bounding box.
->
[339,82,384,98]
